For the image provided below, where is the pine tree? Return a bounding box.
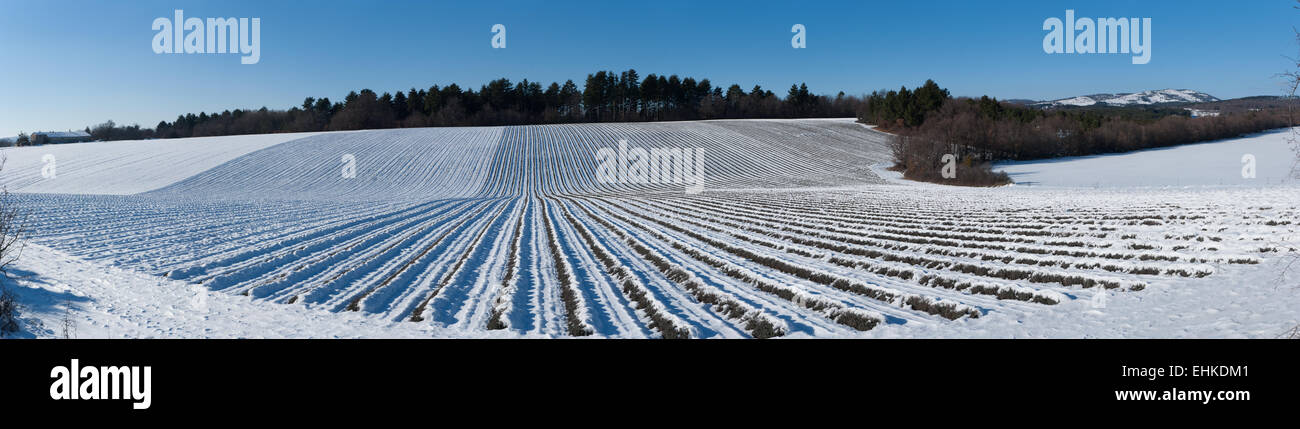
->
[393,91,409,120]
[558,80,580,120]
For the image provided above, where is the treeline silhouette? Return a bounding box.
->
[80,69,864,141]
[904,96,1291,160]
[859,79,951,128]
[868,80,1294,186]
[1186,96,1296,113]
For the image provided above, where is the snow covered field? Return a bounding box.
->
[994,128,1300,188]
[0,132,322,195]
[2,119,1297,338]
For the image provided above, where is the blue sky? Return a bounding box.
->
[1,0,1296,136]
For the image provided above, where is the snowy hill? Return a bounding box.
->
[3,119,1298,339]
[1031,89,1219,108]
[0,132,322,194]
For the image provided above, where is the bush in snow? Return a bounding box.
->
[0,162,28,336]
[0,285,18,336]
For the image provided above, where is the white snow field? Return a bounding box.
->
[0,132,322,195]
[2,118,1297,338]
[994,128,1300,188]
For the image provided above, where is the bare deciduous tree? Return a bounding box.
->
[1278,2,1300,337]
[0,162,27,274]
[60,298,76,339]
[1281,2,1300,180]
[1285,23,1300,179]
[0,158,28,336]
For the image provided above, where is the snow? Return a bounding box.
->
[146,127,502,202]
[994,128,1300,188]
[2,243,527,338]
[33,131,91,139]
[2,118,1297,339]
[0,132,322,195]
[1104,89,1213,105]
[1034,89,1218,108]
[863,256,1300,338]
[1057,96,1098,106]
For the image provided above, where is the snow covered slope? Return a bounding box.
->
[2,243,520,338]
[1032,89,1218,108]
[0,132,321,195]
[4,119,1297,339]
[148,127,503,202]
[994,128,1300,187]
[143,119,891,201]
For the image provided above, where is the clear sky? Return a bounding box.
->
[1,0,1296,136]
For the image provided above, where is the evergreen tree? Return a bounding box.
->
[392,91,409,120]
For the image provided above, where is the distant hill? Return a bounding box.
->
[1186,95,1297,113]
[1030,89,1219,108]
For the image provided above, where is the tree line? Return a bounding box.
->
[858,79,950,129]
[872,80,1294,186]
[67,69,864,141]
[903,95,1291,161]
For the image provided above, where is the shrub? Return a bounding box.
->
[0,166,27,336]
[890,135,1011,186]
[0,285,18,336]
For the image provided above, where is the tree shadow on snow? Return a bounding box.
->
[2,268,93,339]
